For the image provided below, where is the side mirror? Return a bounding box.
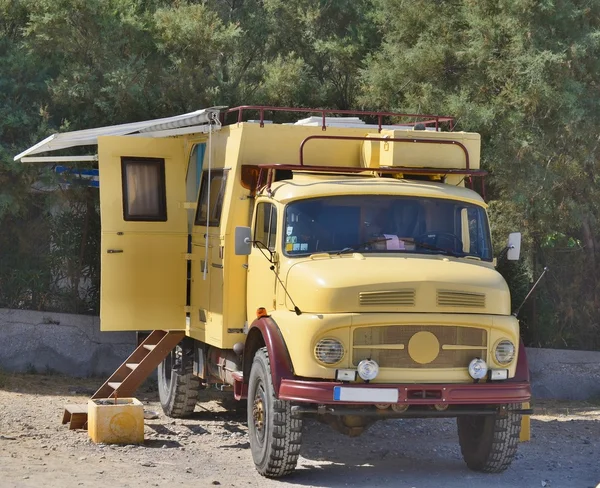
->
[234,226,252,256]
[507,232,521,261]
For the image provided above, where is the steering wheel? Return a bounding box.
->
[415,232,463,251]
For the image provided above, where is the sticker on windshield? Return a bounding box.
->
[300,243,308,251]
[293,243,301,251]
[384,234,405,250]
[286,235,297,244]
[286,226,293,236]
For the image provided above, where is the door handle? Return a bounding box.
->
[107,249,123,254]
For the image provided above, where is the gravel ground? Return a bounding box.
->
[0,373,599,488]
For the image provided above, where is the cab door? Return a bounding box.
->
[97,136,187,331]
[246,201,278,321]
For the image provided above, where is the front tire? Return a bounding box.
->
[248,347,303,478]
[158,342,202,418]
[457,404,521,473]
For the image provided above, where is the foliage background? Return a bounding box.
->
[0,0,598,349]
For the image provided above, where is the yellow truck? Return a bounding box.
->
[16,106,530,477]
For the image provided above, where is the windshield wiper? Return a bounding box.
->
[336,237,391,255]
[336,237,462,258]
[413,240,460,257]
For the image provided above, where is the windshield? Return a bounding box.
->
[283,195,492,261]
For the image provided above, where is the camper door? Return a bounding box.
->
[97,136,187,331]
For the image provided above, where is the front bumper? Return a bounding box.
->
[278,378,531,405]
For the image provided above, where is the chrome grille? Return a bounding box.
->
[437,290,486,308]
[352,325,487,368]
[359,289,415,307]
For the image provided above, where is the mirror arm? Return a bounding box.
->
[497,244,514,263]
[254,240,275,263]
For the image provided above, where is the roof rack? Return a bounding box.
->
[245,131,487,199]
[224,105,455,132]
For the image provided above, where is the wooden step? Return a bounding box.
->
[91,330,185,400]
[62,404,88,430]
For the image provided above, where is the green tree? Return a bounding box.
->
[0,0,57,310]
[23,0,164,126]
[204,0,379,109]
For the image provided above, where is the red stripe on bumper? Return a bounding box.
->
[278,379,531,405]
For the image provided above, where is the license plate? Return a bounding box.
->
[333,386,399,403]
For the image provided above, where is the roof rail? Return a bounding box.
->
[224,105,455,132]
[255,164,487,200]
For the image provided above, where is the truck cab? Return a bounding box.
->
[245,175,512,386]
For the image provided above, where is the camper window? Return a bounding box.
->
[195,169,229,227]
[121,158,167,222]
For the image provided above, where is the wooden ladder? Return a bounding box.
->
[62,330,185,429]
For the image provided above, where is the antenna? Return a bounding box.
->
[270,265,302,315]
[513,267,549,318]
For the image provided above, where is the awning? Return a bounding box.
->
[14,107,223,162]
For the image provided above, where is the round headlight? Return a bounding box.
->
[468,358,488,380]
[494,340,516,365]
[314,338,344,364]
[357,359,379,381]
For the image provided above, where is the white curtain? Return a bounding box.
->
[126,162,161,217]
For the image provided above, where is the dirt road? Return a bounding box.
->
[0,373,598,488]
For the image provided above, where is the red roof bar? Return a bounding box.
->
[258,163,486,176]
[225,105,454,132]
[256,163,487,200]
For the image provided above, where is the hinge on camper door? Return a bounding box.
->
[184,253,198,261]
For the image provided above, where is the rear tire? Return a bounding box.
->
[248,347,303,478]
[158,342,202,418]
[457,403,521,473]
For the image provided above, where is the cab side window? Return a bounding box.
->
[254,203,278,251]
[466,206,489,256]
[195,169,228,227]
[121,157,167,221]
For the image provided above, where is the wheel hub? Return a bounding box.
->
[252,395,265,432]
